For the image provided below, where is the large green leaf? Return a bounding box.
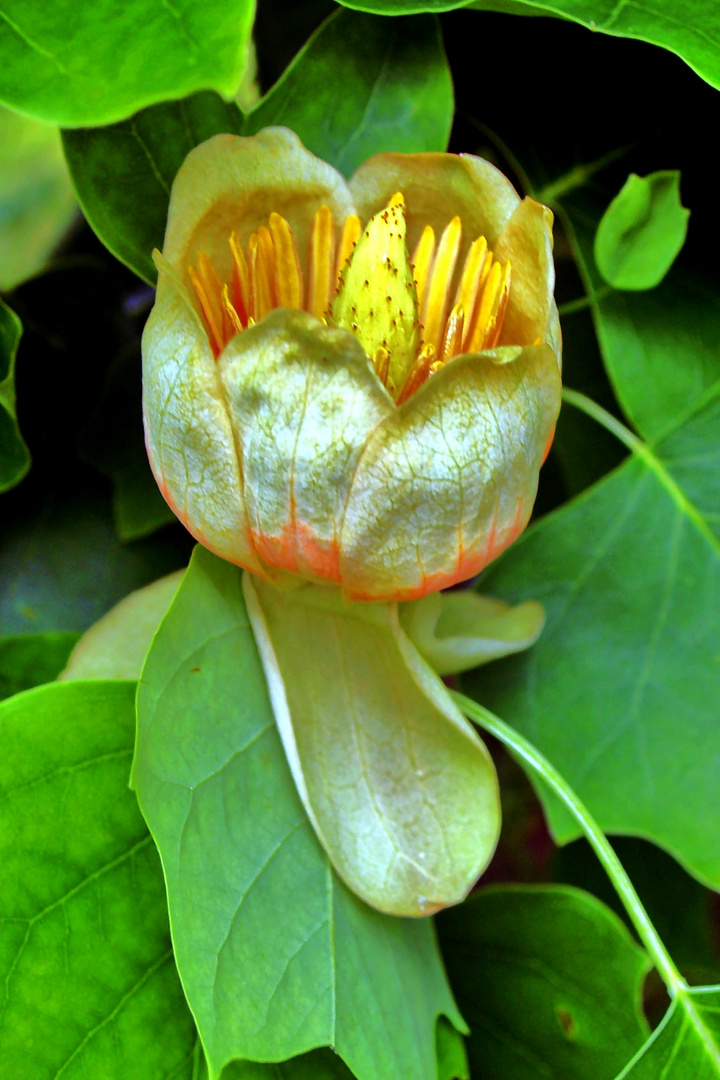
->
[63,8,452,283]
[438,885,649,1079]
[0,680,197,1076]
[0,105,77,291]
[245,9,453,175]
[62,93,244,283]
[0,0,254,127]
[465,380,720,888]
[133,546,464,1080]
[467,0,720,93]
[615,987,720,1078]
[0,298,29,492]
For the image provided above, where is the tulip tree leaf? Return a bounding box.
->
[437,885,650,1079]
[244,575,499,917]
[0,299,30,493]
[0,680,198,1076]
[465,378,720,888]
[561,190,720,441]
[436,1018,470,1080]
[133,545,464,1080]
[594,172,689,291]
[0,105,77,291]
[63,8,452,282]
[245,9,453,176]
[0,0,255,127]
[0,631,79,700]
[62,92,245,284]
[614,986,720,1078]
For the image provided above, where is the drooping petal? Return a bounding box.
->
[244,573,500,917]
[217,308,393,582]
[164,128,357,296]
[349,151,521,265]
[143,260,265,573]
[339,344,562,601]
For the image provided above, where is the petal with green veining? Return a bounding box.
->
[339,344,562,600]
[244,574,500,917]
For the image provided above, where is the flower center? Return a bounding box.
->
[189,192,510,403]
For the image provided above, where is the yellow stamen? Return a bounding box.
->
[396,343,437,406]
[335,215,362,280]
[189,254,225,357]
[412,225,435,313]
[454,236,488,351]
[441,303,465,362]
[373,346,390,385]
[467,260,503,353]
[484,261,512,349]
[221,284,243,340]
[229,230,250,325]
[309,206,335,320]
[422,216,462,354]
[248,230,274,322]
[269,212,303,310]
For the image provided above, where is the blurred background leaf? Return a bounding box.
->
[0,298,29,492]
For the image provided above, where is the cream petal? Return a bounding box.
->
[339,344,562,600]
[218,308,393,582]
[164,127,357,290]
[349,150,521,264]
[493,196,559,356]
[142,260,264,573]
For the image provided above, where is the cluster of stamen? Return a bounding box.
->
[189,194,511,404]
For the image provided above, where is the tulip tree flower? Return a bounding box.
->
[142,128,561,916]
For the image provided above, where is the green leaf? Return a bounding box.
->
[594,172,689,291]
[615,987,720,1078]
[562,191,720,442]
[467,0,720,94]
[0,104,77,290]
[400,590,545,675]
[0,680,197,1076]
[246,9,453,175]
[436,1017,469,1080]
[0,298,30,493]
[62,92,244,284]
[0,0,254,127]
[78,344,176,540]
[0,631,79,700]
[438,885,649,1079]
[60,571,183,681]
[465,384,720,888]
[245,575,499,917]
[133,546,464,1080]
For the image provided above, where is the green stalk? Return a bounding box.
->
[451,690,686,997]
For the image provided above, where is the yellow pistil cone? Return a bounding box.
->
[330,193,420,398]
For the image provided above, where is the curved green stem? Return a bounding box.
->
[451,689,686,997]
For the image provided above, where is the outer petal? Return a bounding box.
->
[164,127,357,290]
[143,262,265,573]
[349,150,520,264]
[244,574,500,917]
[218,308,394,582]
[493,196,560,356]
[339,344,562,601]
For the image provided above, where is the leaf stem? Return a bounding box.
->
[451,690,686,996]
[558,286,611,316]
